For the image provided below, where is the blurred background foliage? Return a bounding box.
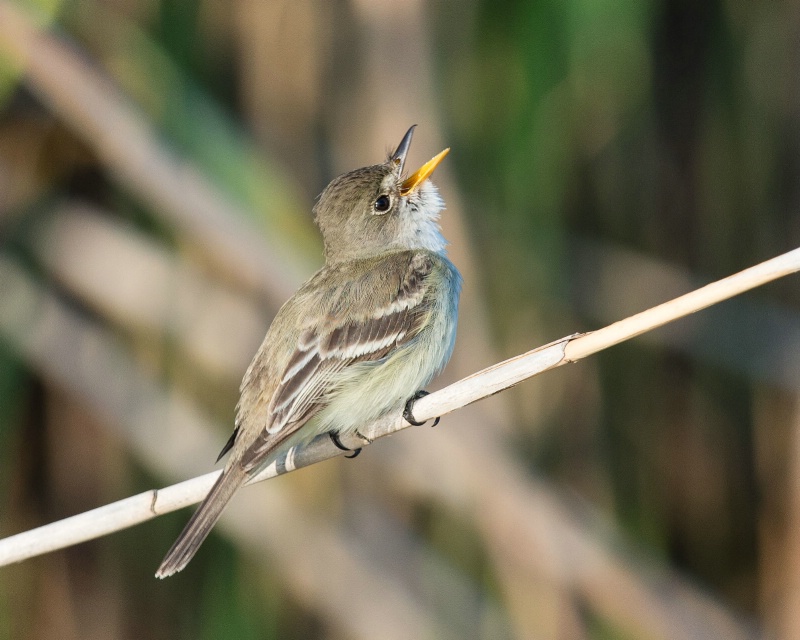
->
[1,0,799,638]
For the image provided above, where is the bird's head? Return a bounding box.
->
[313,126,449,263]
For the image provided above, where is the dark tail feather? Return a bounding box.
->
[155,465,248,578]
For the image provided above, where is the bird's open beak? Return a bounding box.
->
[400,148,450,195]
[391,125,416,175]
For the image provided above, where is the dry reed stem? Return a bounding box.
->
[1,246,798,575]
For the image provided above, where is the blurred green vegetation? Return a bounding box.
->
[1,0,799,638]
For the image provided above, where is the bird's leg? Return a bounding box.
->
[329,432,362,458]
[403,390,440,427]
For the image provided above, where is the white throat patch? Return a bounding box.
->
[397,181,447,254]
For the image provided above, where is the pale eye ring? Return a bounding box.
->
[373,194,391,213]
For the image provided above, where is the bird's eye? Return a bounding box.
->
[373,195,391,213]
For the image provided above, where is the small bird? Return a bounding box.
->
[156,126,461,577]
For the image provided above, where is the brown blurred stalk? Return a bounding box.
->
[755,389,800,638]
[0,0,302,305]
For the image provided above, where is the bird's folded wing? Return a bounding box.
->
[241,252,435,471]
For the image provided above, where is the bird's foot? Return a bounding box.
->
[329,431,371,458]
[403,390,440,427]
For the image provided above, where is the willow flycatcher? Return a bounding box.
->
[156,125,461,577]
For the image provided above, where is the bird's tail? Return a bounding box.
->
[155,465,248,578]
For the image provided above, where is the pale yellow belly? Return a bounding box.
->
[310,299,457,438]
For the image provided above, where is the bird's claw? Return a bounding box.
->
[329,432,362,458]
[403,390,440,427]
